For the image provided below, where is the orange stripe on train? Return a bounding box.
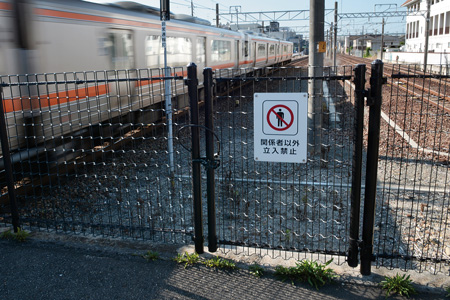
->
[36,8,161,29]
[3,84,109,114]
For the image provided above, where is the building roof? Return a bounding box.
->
[401,0,419,7]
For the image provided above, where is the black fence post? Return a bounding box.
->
[361,59,384,275]
[203,68,218,252]
[348,64,366,268]
[0,86,20,232]
[186,63,204,254]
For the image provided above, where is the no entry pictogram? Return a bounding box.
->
[262,100,298,136]
[267,104,294,131]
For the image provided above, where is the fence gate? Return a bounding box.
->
[184,63,364,266]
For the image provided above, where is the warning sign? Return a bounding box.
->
[318,41,326,53]
[254,93,308,163]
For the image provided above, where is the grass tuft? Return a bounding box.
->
[249,263,264,277]
[173,252,200,269]
[274,259,337,289]
[142,250,160,261]
[203,256,237,270]
[0,228,29,242]
[380,273,417,298]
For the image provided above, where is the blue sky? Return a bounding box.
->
[85,0,407,36]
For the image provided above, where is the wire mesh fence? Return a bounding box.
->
[0,67,195,243]
[373,64,450,274]
[1,63,449,275]
[211,66,356,264]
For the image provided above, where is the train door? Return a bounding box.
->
[105,29,136,133]
[276,43,280,64]
[252,42,257,67]
[243,34,250,68]
[196,37,206,80]
[236,40,240,69]
[107,29,135,70]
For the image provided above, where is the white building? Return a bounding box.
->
[403,0,450,52]
[384,0,450,67]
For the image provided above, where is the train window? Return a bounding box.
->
[145,35,160,68]
[269,44,275,56]
[107,30,134,70]
[211,40,231,62]
[167,37,192,67]
[257,44,266,57]
[197,37,206,63]
[145,35,192,68]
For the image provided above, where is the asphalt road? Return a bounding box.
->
[0,236,446,300]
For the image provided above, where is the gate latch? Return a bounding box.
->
[193,156,221,170]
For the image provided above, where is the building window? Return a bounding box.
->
[446,12,450,34]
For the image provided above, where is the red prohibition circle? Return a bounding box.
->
[266,104,294,131]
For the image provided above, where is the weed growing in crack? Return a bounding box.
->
[203,256,237,270]
[249,263,264,277]
[173,252,200,269]
[0,228,29,242]
[380,273,417,299]
[274,259,337,289]
[142,250,160,261]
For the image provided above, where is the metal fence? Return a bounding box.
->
[372,64,450,274]
[1,62,449,276]
[0,68,195,243]
[208,66,356,266]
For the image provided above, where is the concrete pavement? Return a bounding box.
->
[0,230,448,299]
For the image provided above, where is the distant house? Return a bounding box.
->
[346,34,403,53]
[352,35,375,51]
[367,35,404,51]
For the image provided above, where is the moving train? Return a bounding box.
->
[0,0,293,162]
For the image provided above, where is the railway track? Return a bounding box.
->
[337,54,450,114]
[335,54,450,162]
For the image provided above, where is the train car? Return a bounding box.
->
[0,0,293,160]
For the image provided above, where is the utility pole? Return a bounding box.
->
[160,0,175,176]
[361,26,364,58]
[330,24,333,60]
[191,0,194,17]
[424,0,431,73]
[381,18,385,60]
[308,0,324,156]
[216,4,219,27]
[334,1,337,72]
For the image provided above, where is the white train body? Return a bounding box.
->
[0,0,293,156]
